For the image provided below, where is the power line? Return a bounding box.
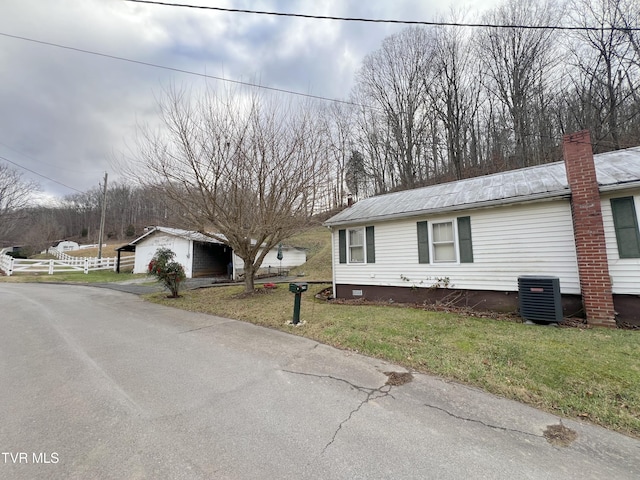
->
[0,32,360,108]
[0,140,91,174]
[0,154,84,193]
[125,0,640,32]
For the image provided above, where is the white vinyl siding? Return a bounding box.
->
[333,200,581,294]
[134,234,192,278]
[259,247,306,270]
[602,193,640,294]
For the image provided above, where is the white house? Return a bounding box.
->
[121,226,306,279]
[324,131,640,327]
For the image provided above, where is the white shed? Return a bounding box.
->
[123,226,306,279]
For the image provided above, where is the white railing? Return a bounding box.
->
[47,248,78,261]
[0,254,135,276]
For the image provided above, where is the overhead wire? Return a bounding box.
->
[0,140,92,174]
[124,0,640,32]
[0,32,361,108]
[1,2,636,194]
[0,29,625,177]
[0,154,84,193]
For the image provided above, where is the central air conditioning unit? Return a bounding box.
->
[518,276,563,323]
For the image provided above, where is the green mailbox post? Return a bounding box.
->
[289,282,308,324]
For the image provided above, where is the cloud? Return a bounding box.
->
[0,0,495,199]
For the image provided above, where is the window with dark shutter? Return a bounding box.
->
[611,197,640,258]
[338,229,347,264]
[366,226,375,263]
[417,221,429,263]
[457,216,474,263]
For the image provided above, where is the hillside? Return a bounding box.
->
[286,226,332,282]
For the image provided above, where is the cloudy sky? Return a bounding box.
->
[0,0,496,202]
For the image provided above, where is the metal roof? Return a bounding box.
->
[127,227,228,247]
[324,146,640,227]
[123,227,304,250]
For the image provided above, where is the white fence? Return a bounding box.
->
[0,254,135,276]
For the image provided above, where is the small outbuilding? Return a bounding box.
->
[52,240,80,253]
[121,226,306,279]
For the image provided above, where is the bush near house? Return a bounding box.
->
[148,248,186,298]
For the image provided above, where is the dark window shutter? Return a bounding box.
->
[457,216,474,263]
[338,229,347,264]
[611,197,640,258]
[366,226,375,263]
[417,221,429,263]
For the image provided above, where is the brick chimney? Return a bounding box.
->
[562,130,616,327]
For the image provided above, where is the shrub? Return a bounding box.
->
[148,248,186,298]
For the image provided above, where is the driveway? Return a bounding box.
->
[1,283,638,479]
[91,275,300,295]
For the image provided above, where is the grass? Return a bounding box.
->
[286,226,333,281]
[0,269,145,284]
[147,283,640,438]
[64,244,125,258]
[3,242,137,283]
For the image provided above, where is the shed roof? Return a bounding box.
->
[124,226,228,248]
[121,227,304,250]
[324,146,640,227]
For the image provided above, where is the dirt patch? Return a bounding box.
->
[384,371,413,386]
[330,297,522,323]
[543,423,578,447]
[559,318,590,329]
[315,287,333,301]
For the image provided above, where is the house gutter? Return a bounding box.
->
[598,180,640,194]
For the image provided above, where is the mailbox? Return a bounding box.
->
[289,282,308,294]
[289,282,308,324]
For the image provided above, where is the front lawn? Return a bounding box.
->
[0,270,147,284]
[147,283,640,438]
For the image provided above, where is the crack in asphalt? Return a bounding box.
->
[423,402,542,439]
[282,370,395,454]
[178,324,222,333]
[322,385,392,454]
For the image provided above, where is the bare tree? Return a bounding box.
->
[0,162,39,244]
[353,27,436,189]
[617,0,640,67]
[430,15,482,179]
[350,98,395,195]
[476,0,561,167]
[126,85,327,292]
[321,102,355,207]
[565,0,640,151]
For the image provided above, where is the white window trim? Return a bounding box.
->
[430,220,458,264]
[347,227,366,264]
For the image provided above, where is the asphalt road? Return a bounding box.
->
[1,283,639,479]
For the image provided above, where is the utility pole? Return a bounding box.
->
[98,172,108,259]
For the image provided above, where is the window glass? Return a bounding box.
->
[432,222,456,262]
[348,228,364,263]
[611,197,640,258]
